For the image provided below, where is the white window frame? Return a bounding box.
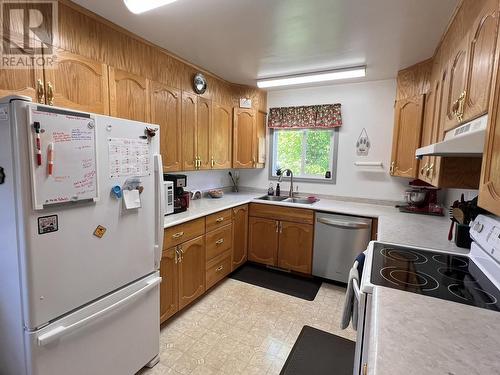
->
[268,128,339,184]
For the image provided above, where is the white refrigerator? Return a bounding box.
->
[0,96,165,375]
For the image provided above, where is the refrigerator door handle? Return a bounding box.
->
[154,153,165,270]
[37,276,162,347]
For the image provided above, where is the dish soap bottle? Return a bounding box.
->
[276,183,281,196]
[267,182,274,196]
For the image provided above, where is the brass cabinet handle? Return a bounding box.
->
[216,217,224,223]
[36,79,45,103]
[215,238,224,245]
[390,161,395,175]
[172,231,184,239]
[176,248,182,263]
[275,221,279,233]
[211,156,215,168]
[216,265,224,272]
[252,157,256,167]
[279,222,283,234]
[46,82,54,105]
[174,249,178,264]
[420,163,428,176]
[363,363,368,375]
[452,91,466,122]
[426,163,434,178]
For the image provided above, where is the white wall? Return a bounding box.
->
[238,79,409,202]
[174,170,234,192]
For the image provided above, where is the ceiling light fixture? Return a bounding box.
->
[256,66,366,89]
[124,0,179,14]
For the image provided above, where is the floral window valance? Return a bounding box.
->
[268,104,342,129]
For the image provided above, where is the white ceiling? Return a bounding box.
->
[73,0,459,87]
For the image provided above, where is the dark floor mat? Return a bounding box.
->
[280,326,355,375]
[229,263,322,301]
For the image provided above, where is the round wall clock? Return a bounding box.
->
[193,73,207,94]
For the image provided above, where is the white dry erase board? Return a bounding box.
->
[28,105,99,210]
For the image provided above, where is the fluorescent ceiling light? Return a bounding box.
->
[124,0,179,14]
[256,67,366,88]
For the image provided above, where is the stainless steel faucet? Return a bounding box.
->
[278,168,294,198]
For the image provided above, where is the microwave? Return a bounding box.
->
[163,181,174,215]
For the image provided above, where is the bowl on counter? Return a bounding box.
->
[208,189,224,198]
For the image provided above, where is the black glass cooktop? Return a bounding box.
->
[371,242,500,312]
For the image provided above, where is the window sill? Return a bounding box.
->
[269,175,336,185]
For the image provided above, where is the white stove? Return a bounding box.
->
[351,214,500,375]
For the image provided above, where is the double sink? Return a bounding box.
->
[257,195,318,205]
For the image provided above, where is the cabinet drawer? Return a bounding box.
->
[249,203,314,224]
[206,209,232,232]
[164,218,205,249]
[206,223,232,261]
[206,251,231,290]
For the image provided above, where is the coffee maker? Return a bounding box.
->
[163,174,189,214]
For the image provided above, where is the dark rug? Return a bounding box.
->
[229,263,322,301]
[280,326,355,375]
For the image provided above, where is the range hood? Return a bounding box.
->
[416,115,488,158]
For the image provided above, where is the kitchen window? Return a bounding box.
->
[269,128,338,183]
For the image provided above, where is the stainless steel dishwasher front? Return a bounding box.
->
[313,212,372,283]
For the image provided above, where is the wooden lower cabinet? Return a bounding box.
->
[248,217,279,266]
[232,204,249,271]
[277,222,314,274]
[178,235,206,310]
[160,248,178,324]
[248,205,314,275]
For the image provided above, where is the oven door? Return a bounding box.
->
[353,278,373,375]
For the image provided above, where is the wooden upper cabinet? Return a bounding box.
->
[160,248,178,324]
[109,67,150,122]
[178,235,205,310]
[151,82,182,172]
[444,41,469,131]
[181,92,197,171]
[277,222,314,274]
[44,51,109,114]
[248,217,278,266]
[465,5,499,120]
[232,204,248,271]
[0,40,44,103]
[211,103,232,169]
[233,108,256,168]
[390,95,425,178]
[197,97,211,170]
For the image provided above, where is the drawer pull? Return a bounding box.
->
[215,239,224,245]
[216,217,224,223]
[172,231,184,239]
[216,265,224,272]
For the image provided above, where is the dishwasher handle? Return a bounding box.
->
[317,217,370,229]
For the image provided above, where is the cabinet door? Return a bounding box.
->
[419,87,436,183]
[390,95,425,178]
[233,108,256,168]
[444,42,468,131]
[197,97,211,170]
[151,82,182,172]
[0,41,44,103]
[211,103,232,169]
[479,48,500,216]
[160,247,178,324]
[181,92,197,171]
[44,51,109,114]
[109,67,150,122]
[232,204,248,271]
[248,217,278,266]
[465,5,499,120]
[277,221,314,274]
[178,236,205,310]
[255,110,267,168]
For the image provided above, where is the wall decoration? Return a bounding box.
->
[193,73,207,94]
[356,128,371,156]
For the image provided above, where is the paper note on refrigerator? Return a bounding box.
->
[123,189,141,209]
[108,138,151,178]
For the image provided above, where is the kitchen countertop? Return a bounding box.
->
[368,286,500,375]
[164,192,466,254]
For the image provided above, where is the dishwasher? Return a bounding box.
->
[313,212,372,283]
